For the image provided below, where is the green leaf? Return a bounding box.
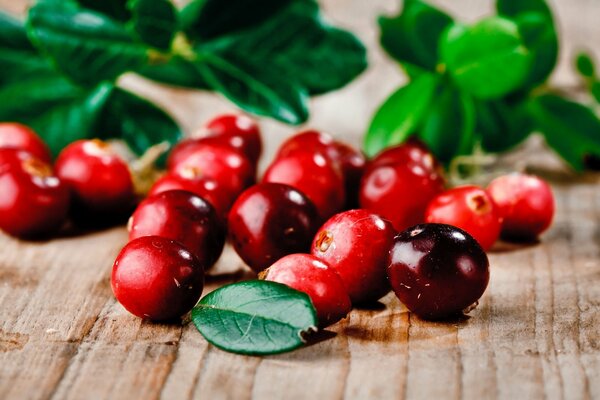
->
[192,280,318,355]
[416,82,476,163]
[576,52,595,78]
[364,73,439,157]
[441,17,531,99]
[529,95,600,171]
[0,12,34,50]
[77,0,130,21]
[196,53,309,125]
[139,56,210,89]
[475,99,532,152]
[591,81,600,104]
[127,0,177,50]
[497,0,553,21]
[27,1,150,86]
[378,0,453,71]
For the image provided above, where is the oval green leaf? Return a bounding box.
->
[192,280,318,355]
[364,73,439,157]
[441,17,531,99]
[127,0,177,50]
[576,52,595,79]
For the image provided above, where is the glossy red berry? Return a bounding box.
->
[359,157,445,232]
[55,139,135,224]
[228,183,320,273]
[149,171,237,224]
[0,123,52,163]
[368,138,440,173]
[263,150,345,220]
[276,130,336,160]
[388,223,490,320]
[129,190,225,269]
[112,236,204,321]
[0,149,69,238]
[203,114,262,164]
[261,254,352,327]
[487,173,555,240]
[425,185,502,250]
[169,139,255,196]
[311,209,395,304]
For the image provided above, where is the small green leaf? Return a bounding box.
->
[27,1,150,86]
[77,0,130,21]
[127,0,177,50]
[529,95,600,171]
[139,56,210,89]
[364,73,439,157]
[591,81,600,104]
[497,0,553,21]
[0,12,34,50]
[441,17,531,99]
[576,52,595,78]
[192,280,318,355]
[379,0,453,71]
[475,99,533,153]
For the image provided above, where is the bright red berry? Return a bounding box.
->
[388,224,490,320]
[276,130,336,160]
[203,114,262,165]
[311,209,395,304]
[0,123,52,163]
[487,173,555,240]
[261,254,352,327]
[425,185,502,250]
[129,190,225,269]
[368,139,440,173]
[228,183,320,273]
[0,149,69,238]
[263,150,345,220]
[112,236,204,321]
[55,139,135,224]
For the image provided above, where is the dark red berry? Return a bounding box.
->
[149,171,237,224]
[0,123,52,163]
[203,114,262,164]
[228,183,320,273]
[425,185,501,250]
[112,236,204,321]
[388,223,490,320]
[261,254,352,327]
[311,209,395,304]
[55,139,136,224]
[487,173,554,240]
[129,190,224,269]
[359,159,445,232]
[0,149,69,238]
[263,150,345,220]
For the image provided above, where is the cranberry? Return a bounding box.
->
[359,158,445,232]
[368,139,442,174]
[276,130,337,159]
[261,254,352,327]
[425,185,501,250]
[203,114,262,164]
[228,183,320,273]
[311,209,395,304]
[149,171,236,224]
[0,123,52,163]
[112,236,204,321]
[169,139,255,196]
[129,190,224,269]
[487,173,555,240]
[263,150,345,220]
[0,149,69,238]
[55,139,136,224]
[388,223,490,320]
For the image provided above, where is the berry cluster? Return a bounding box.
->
[0,117,555,328]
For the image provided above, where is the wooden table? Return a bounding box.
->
[1,1,599,399]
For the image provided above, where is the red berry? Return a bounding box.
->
[228,183,320,273]
[359,159,445,232]
[311,209,395,304]
[425,185,501,250]
[0,123,52,163]
[55,139,135,224]
[169,139,255,196]
[388,224,490,320]
[487,173,554,240]
[368,139,440,173]
[203,114,262,164]
[276,130,336,160]
[129,190,225,269]
[263,150,345,220]
[149,171,236,224]
[261,254,352,327]
[0,149,69,238]
[112,236,204,321]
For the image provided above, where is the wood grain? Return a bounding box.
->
[1,1,600,399]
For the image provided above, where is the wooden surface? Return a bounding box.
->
[1,1,600,399]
